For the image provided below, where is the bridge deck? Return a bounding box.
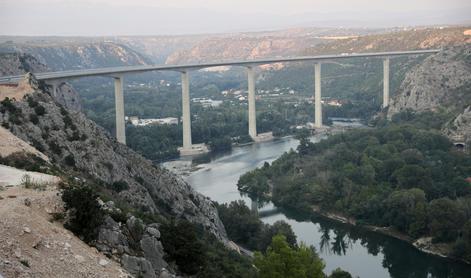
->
[0,49,440,83]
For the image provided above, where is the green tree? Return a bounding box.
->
[385,188,428,237]
[254,235,325,278]
[160,220,205,275]
[329,268,353,278]
[62,185,104,243]
[429,198,466,242]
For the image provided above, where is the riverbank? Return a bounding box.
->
[295,204,471,265]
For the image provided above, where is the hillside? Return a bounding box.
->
[303,26,471,55]
[0,41,151,71]
[0,182,129,278]
[162,27,384,64]
[0,54,81,112]
[0,76,253,277]
[387,45,471,141]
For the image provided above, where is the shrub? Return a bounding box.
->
[34,105,46,116]
[160,220,205,275]
[67,130,81,141]
[21,174,47,191]
[110,180,129,192]
[0,152,47,172]
[20,259,30,268]
[27,96,38,108]
[64,154,76,167]
[48,141,62,155]
[63,114,76,130]
[62,185,104,243]
[31,138,44,152]
[29,113,39,124]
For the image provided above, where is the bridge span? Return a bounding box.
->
[0,49,440,155]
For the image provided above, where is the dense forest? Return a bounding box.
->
[238,111,471,263]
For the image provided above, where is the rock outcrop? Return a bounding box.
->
[95,213,169,278]
[0,53,82,111]
[387,45,471,141]
[443,106,471,143]
[388,46,471,116]
[0,53,48,76]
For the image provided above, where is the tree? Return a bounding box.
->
[160,220,205,275]
[329,268,353,278]
[384,188,428,237]
[254,235,325,278]
[62,185,104,243]
[296,129,314,156]
[428,198,466,242]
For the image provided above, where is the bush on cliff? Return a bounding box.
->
[62,185,104,243]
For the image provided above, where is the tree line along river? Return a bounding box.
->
[174,130,471,278]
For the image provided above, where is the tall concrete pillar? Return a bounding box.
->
[383,58,390,108]
[247,66,257,139]
[314,63,322,128]
[48,81,60,98]
[114,76,126,144]
[181,71,192,150]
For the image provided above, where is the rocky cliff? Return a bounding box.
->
[388,46,471,115]
[0,53,82,112]
[0,53,48,76]
[387,45,471,141]
[0,42,151,71]
[0,76,228,277]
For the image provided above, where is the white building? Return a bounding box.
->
[128,116,178,126]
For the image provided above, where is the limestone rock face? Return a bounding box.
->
[49,82,82,112]
[0,53,47,76]
[95,216,168,277]
[388,46,471,116]
[443,106,471,142]
[0,52,82,111]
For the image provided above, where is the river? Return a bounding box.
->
[179,135,471,278]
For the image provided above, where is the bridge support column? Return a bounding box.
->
[181,71,192,150]
[314,63,322,128]
[247,66,257,139]
[47,81,60,98]
[114,76,126,144]
[383,58,390,108]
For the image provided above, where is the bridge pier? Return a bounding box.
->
[47,80,61,98]
[181,71,192,150]
[114,76,126,144]
[247,66,257,139]
[383,58,390,108]
[314,63,322,128]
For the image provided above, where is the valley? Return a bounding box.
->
[0,21,470,278]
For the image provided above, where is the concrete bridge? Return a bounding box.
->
[0,49,439,155]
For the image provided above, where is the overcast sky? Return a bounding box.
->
[1,0,470,36]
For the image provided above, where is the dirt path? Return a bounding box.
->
[0,165,59,187]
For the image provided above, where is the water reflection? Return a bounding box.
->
[279,208,471,278]
[183,136,471,278]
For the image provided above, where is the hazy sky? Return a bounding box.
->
[1,0,470,36]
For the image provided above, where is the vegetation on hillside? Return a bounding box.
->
[216,200,297,251]
[238,111,471,262]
